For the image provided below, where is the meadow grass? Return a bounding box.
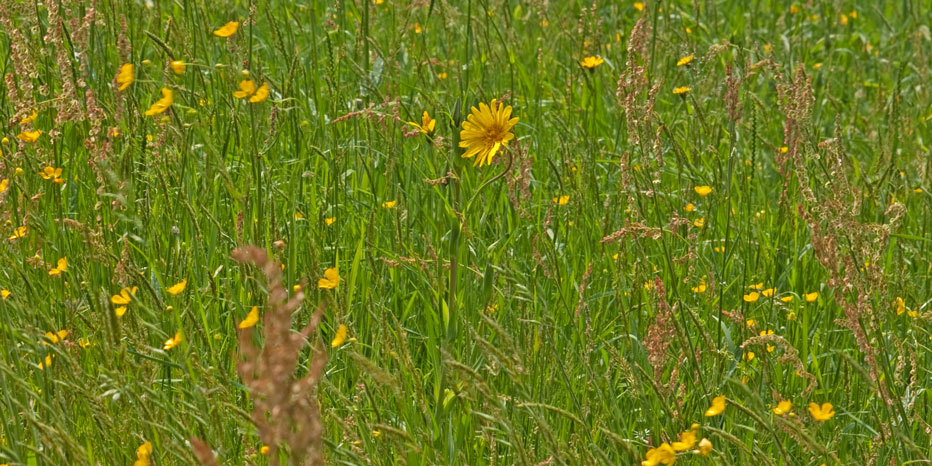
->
[1,0,931,464]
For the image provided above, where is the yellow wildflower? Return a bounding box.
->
[17,129,42,143]
[116,64,134,91]
[804,292,819,302]
[213,21,239,37]
[48,257,68,276]
[773,400,792,415]
[382,200,397,209]
[744,292,760,303]
[552,195,570,205]
[673,86,691,95]
[694,185,712,196]
[641,442,675,466]
[170,60,186,74]
[239,306,260,329]
[808,402,835,421]
[111,286,138,317]
[676,54,694,67]
[580,56,605,70]
[331,324,348,348]
[704,395,726,416]
[408,111,436,135]
[144,88,173,116]
[318,267,340,289]
[166,279,187,295]
[459,99,519,167]
[163,331,182,350]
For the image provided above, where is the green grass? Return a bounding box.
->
[1,0,931,464]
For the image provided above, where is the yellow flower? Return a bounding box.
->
[382,200,397,209]
[684,203,694,212]
[318,267,341,289]
[40,166,64,183]
[213,21,239,37]
[552,195,570,205]
[166,279,187,295]
[249,83,269,103]
[673,86,691,95]
[704,395,726,416]
[135,441,153,466]
[17,129,42,143]
[459,99,519,167]
[761,288,776,297]
[48,257,67,276]
[749,282,764,290]
[325,217,336,225]
[780,295,794,303]
[111,286,138,317]
[804,292,819,302]
[641,442,675,466]
[773,400,792,415]
[895,297,906,315]
[808,402,835,421]
[742,351,755,362]
[787,311,797,320]
[694,185,712,196]
[144,88,173,116]
[693,217,705,228]
[408,111,437,135]
[744,292,760,303]
[671,424,698,451]
[676,54,694,67]
[170,60,186,74]
[260,445,270,455]
[414,22,423,34]
[44,329,69,344]
[0,178,8,193]
[331,324,348,348]
[163,331,182,350]
[713,245,725,253]
[1,289,10,299]
[233,80,257,99]
[812,63,822,69]
[696,438,713,455]
[116,64,134,91]
[20,109,38,125]
[38,354,53,370]
[437,72,448,79]
[9,226,27,240]
[239,306,260,329]
[691,282,706,293]
[580,56,605,69]
[633,2,644,11]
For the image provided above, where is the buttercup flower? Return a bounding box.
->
[239,306,260,329]
[672,424,698,451]
[676,54,694,66]
[459,99,519,167]
[166,279,187,295]
[170,60,186,74]
[642,442,676,466]
[318,267,340,289]
[40,166,63,183]
[163,331,182,350]
[808,402,835,421]
[17,130,42,143]
[116,64,134,91]
[580,56,605,69]
[773,400,792,415]
[704,395,726,416]
[144,88,173,116]
[673,86,692,95]
[111,286,139,317]
[694,185,712,196]
[331,324,348,348]
[213,21,239,37]
[48,257,67,276]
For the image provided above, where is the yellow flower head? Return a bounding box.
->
[38,354,53,370]
[744,291,760,303]
[673,86,692,95]
[895,297,906,315]
[20,109,38,125]
[144,88,173,116]
[325,217,336,225]
[552,195,570,205]
[17,129,42,143]
[691,282,707,293]
[694,185,712,196]
[382,200,397,209]
[163,331,182,350]
[580,56,605,69]
[459,99,519,167]
[44,329,69,344]
[697,438,713,455]
[9,226,27,240]
[742,351,755,362]
[213,21,239,37]
[671,424,698,451]
[773,400,792,415]
[408,111,437,135]
[676,54,694,66]
[808,402,835,421]
[684,203,694,212]
[804,291,819,302]
[111,286,138,317]
[166,279,187,295]
[634,2,644,11]
[239,306,260,329]
[170,60,186,74]
[0,178,8,193]
[1,289,10,299]
[48,257,68,276]
[704,395,726,416]
[761,288,776,297]
[693,217,705,228]
[233,80,257,99]
[318,267,341,289]
[780,295,794,303]
[331,324,348,348]
[641,442,675,466]
[249,83,269,103]
[116,64,134,91]
[40,166,64,183]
